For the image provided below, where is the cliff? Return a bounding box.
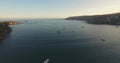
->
[65,12,120,25]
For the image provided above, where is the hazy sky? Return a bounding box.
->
[0,0,120,19]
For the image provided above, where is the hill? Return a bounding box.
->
[65,12,120,25]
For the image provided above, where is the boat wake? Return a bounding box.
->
[43,59,49,63]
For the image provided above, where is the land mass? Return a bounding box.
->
[65,12,120,25]
[0,23,11,41]
[0,21,22,41]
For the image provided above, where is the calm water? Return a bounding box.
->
[0,19,120,63]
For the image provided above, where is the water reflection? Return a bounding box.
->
[81,26,84,28]
[100,39,106,42]
[115,25,119,28]
[0,32,11,44]
[57,30,60,35]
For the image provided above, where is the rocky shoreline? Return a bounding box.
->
[0,23,11,41]
[0,21,22,41]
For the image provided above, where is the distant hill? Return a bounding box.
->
[65,12,120,25]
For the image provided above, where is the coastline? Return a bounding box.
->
[0,23,11,41]
[0,21,22,41]
[65,12,120,25]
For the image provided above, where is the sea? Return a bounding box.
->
[0,19,120,63]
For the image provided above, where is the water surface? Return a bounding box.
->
[0,19,120,63]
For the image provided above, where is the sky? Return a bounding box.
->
[0,0,120,19]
